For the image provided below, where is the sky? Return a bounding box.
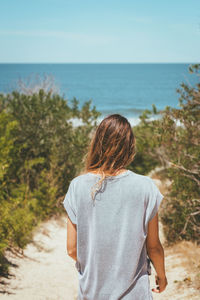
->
[0,0,200,63]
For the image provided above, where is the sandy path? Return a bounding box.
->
[0,216,199,299]
[150,243,200,300]
[0,213,200,300]
[0,217,78,300]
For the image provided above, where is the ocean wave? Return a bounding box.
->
[68,114,159,128]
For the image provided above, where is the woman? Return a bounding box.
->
[63,114,167,300]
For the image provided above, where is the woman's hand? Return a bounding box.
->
[152,275,168,293]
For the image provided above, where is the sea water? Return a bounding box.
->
[0,63,197,126]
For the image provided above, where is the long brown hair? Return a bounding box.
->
[82,114,136,203]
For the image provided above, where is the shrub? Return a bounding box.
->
[131,64,200,243]
[0,89,101,274]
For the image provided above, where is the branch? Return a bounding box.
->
[169,162,199,176]
[190,210,200,216]
[179,173,200,187]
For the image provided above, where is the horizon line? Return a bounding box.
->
[0,61,198,64]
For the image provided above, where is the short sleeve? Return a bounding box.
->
[146,178,164,223]
[62,180,77,225]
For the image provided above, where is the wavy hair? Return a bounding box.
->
[82,114,136,203]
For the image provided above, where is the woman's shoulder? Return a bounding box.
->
[69,172,92,185]
[128,170,153,184]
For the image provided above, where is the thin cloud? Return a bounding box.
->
[0,29,118,44]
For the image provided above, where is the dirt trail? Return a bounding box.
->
[0,217,78,300]
[0,178,199,299]
[149,239,200,300]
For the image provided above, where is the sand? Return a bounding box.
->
[0,217,78,300]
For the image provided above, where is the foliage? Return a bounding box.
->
[128,113,161,175]
[0,89,100,274]
[131,64,200,243]
[160,65,200,243]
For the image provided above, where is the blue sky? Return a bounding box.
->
[0,0,200,63]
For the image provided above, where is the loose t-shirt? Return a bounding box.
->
[62,169,164,300]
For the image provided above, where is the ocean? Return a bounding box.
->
[0,63,197,126]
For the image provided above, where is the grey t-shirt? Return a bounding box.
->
[62,169,163,300]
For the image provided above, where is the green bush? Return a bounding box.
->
[129,113,161,175]
[0,89,100,274]
[131,64,200,244]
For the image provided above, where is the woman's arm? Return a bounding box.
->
[66,216,77,261]
[146,213,168,293]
